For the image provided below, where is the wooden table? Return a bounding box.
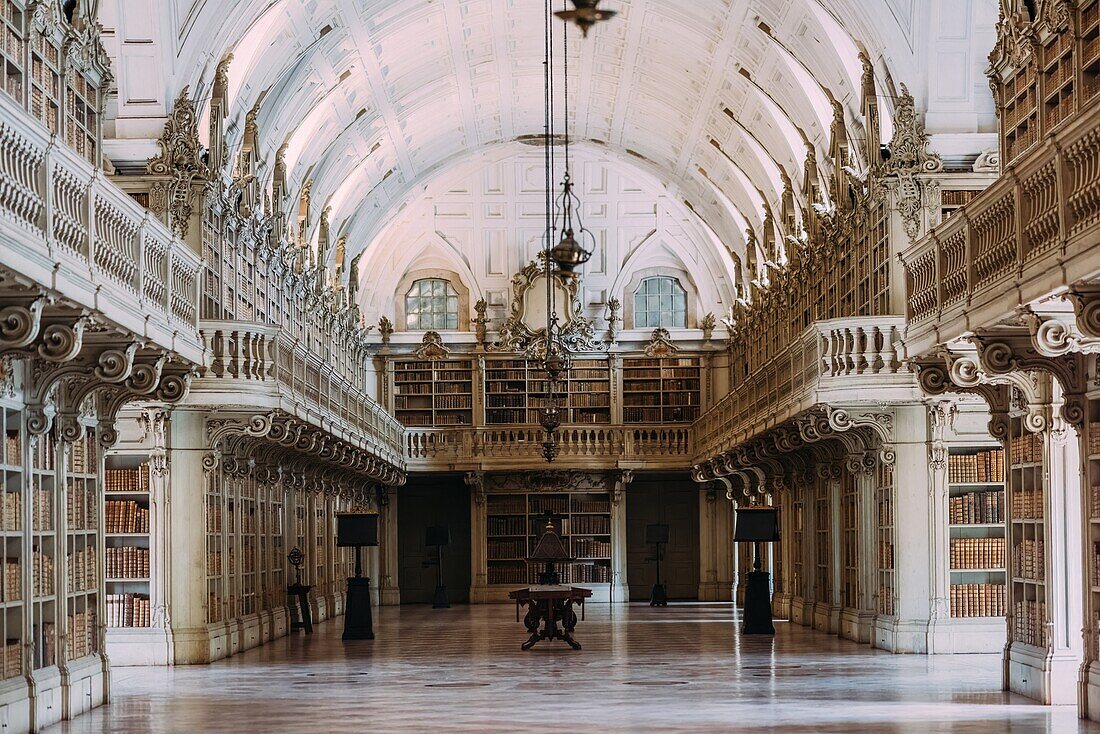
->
[508,585,593,650]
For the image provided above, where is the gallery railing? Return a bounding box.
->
[403,424,693,470]
[900,103,1100,357]
[200,322,406,468]
[0,93,204,364]
[693,316,913,460]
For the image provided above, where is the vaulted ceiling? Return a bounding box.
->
[161,0,932,265]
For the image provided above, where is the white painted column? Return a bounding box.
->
[610,471,632,603]
[165,408,218,664]
[880,403,933,653]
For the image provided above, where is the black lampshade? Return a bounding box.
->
[336,512,379,547]
[530,521,570,561]
[550,229,592,272]
[734,507,779,542]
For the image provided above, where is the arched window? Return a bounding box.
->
[405,278,459,330]
[633,276,686,328]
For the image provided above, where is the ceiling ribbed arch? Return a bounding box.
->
[164,0,925,268]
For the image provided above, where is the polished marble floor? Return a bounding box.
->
[47,603,1100,733]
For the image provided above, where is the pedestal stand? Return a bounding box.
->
[649,540,667,607]
[431,543,449,609]
[741,541,774,635]
[343,546,375,640]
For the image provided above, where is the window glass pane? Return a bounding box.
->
[659,278,672,294]
[405,314,418,329]
[660,295,672,312]
[447,314,458,330]
[672,310,685,327]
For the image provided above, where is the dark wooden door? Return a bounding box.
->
[627,477,699,600]
[397,477,471,603]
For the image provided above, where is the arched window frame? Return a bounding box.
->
[400,277,459,332]
[396,273,468,331]
[627,274,690,329]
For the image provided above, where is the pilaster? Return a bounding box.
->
[165,408,218,664]
[610,470,632,603]
[876,403,933,653]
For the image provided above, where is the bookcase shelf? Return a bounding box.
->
[103,462,151,638]
[0,404,22,681]
[622,357,701,424]
[393,359,475,427]
[1087,403,1100,661]
[876,463,895,617]
[1009,418,1046,647]
[485,358,611,426]
[64,426,99,661]
[485,491,613,585]
[947,445,1007,619]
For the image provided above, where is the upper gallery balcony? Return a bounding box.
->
[693,316,917,462]
[0,92,204,364]
[902,36,1100,357]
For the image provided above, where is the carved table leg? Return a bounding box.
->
[521,601,542,650]
[560,600,581,650]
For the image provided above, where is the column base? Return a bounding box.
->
[770,592,791,619]
[1006,642,1080,704]
[872,616,930,653]
[812,602,840,634]
[840,608,875,643]
[789,596,810,626]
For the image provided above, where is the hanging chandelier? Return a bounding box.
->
[554,0,616,37]
[538,0,611,462]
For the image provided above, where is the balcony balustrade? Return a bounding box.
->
[0,93,203,364]
[403,423,693,471]
[693,316,914,461]
[200,321,405,468]
[901,103,1100,357]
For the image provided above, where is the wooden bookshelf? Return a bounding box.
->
[1001,65,1039,164]
[484,358,611,425]
[1009,417,1046,648]
[792,492,804,601]
[0,1,23,106]
[1083,0,1100,103]
[876,463,895,617]
[814,478,830,606]
[393,359,474,427]
[947,446,1007,618]
[31,428,57,670]
[1041,28,1075,132]
[0,403,23,681]
[622,356,702,424]
[1086,401,1100,661]
[841,475,858,610]
[940,190,979,223]
[64,426,99,661]
[104,457,151,628]
[205,472,223,624]
[485,492,613,586]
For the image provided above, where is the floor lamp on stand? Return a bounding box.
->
[734,505,779,635]
[337,512,379,640]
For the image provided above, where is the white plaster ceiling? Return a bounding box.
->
[162,0,927,270]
